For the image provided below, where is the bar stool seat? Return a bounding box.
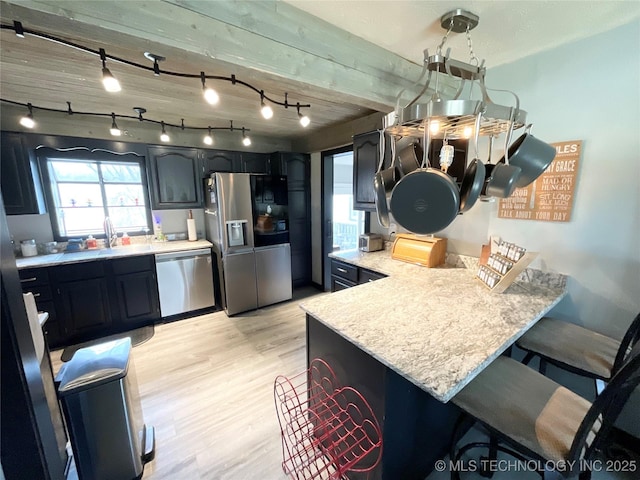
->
[517,318,619,379]
[453,357,595,463]
[516,313,640,383]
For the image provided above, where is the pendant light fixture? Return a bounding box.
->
[160,121,170,142]
[109,112,121,136]
[203,126,214,146]
[19,103,36,129]
[297,103,310,127]
[99,48,121,93]
[260,91,274,120]
[241,127,251,146]
[386,9,527,141]
[201,72,219,105]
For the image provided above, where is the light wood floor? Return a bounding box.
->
[52,287,327,480]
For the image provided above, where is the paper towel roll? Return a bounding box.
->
[187,218,197,241]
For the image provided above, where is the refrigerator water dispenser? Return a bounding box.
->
[226,220,248,247]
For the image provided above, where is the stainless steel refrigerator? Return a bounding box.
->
[204,172,292,316]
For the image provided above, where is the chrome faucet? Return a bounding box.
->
[103,217,118,248]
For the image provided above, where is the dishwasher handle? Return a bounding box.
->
[154,248,211,262]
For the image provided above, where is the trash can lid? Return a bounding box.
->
[56,337,132,396]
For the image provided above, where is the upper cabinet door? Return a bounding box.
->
[147,146,203,209]
[352,131,380,211]
[201,149,241,175]
[1,132,45,215]
[240,152,269,173]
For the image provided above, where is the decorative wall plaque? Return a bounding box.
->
[498,140,582,222]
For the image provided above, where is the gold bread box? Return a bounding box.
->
[391,234,447,268]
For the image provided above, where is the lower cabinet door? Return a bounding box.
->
[114,271,160,327]
[57,277,112,341]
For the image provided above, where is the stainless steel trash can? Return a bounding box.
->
[56,338,155,480]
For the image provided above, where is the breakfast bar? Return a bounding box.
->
[300,248,567,479]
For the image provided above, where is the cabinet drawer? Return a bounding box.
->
[331,260,358,283]
[19,268,50,287]
[110,255,154,275]
[55,261,105,281]
[358,268,386,284]
[23,284,53,302]
[331,275,357,292]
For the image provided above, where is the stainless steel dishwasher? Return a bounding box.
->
[155,248,215,317]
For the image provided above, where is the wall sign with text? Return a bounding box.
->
[498,140,582,222]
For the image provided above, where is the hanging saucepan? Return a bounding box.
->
[397,137,423,177]
[459,113,487,213]
[486,108,522,198]
[389,120,460,235]
[480,136,497,200]
[506,124,556,188]
[373,129,397,228]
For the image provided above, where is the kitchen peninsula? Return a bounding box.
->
[300,247,567,479]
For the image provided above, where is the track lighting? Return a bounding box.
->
[160,121,170,142]
[260,91,273,120]
[297,104,310,128]
[242,128,251,146]
[3,98,254,144]
[203,127,214,146]
[109,112,121,136]
[100,48,121,93]
[19,103,35,129]
[201,72,219,105]
[3,22,313,127]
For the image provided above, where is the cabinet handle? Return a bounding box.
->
[337,267,347,273]
[368,279,374,282]
[20,277,37,283]
[32,293,41,298]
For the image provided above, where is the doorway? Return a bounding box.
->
[321,146,368,290]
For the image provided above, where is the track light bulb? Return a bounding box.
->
[110,113,121,136]
[203,127,214,146]
[203,87,219,105]
[261,103,273,120]
[429,120,440,134]
[296,104,310,127]
[19,104,35,129]
[241,128,251,146]
[463,126,473,138]
[102,67,121,93]
[160,122,170,142]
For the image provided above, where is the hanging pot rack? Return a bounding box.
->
[385,9,527,141]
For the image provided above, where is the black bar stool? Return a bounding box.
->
[516,312,640,394]
[449,343,640,479]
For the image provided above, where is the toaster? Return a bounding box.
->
[359,233,383,252]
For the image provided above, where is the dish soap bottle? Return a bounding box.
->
[86,234,97,249]
[122,232,131,246]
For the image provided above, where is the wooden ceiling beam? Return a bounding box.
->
[1,0,427,112]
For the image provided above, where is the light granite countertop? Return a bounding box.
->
[15,239,213,269]
[300,248,567,403]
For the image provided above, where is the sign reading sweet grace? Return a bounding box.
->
[498,140,582,222]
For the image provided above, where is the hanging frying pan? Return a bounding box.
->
[397,138,423,177]
[389,120,460,234]
[373,128,397,228]
[459,113,486,213]
[486,108,522,198]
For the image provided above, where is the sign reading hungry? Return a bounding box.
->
[498,140,582,222]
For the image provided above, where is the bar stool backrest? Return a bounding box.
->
[612,312,640,376]
[567,342,640,472]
